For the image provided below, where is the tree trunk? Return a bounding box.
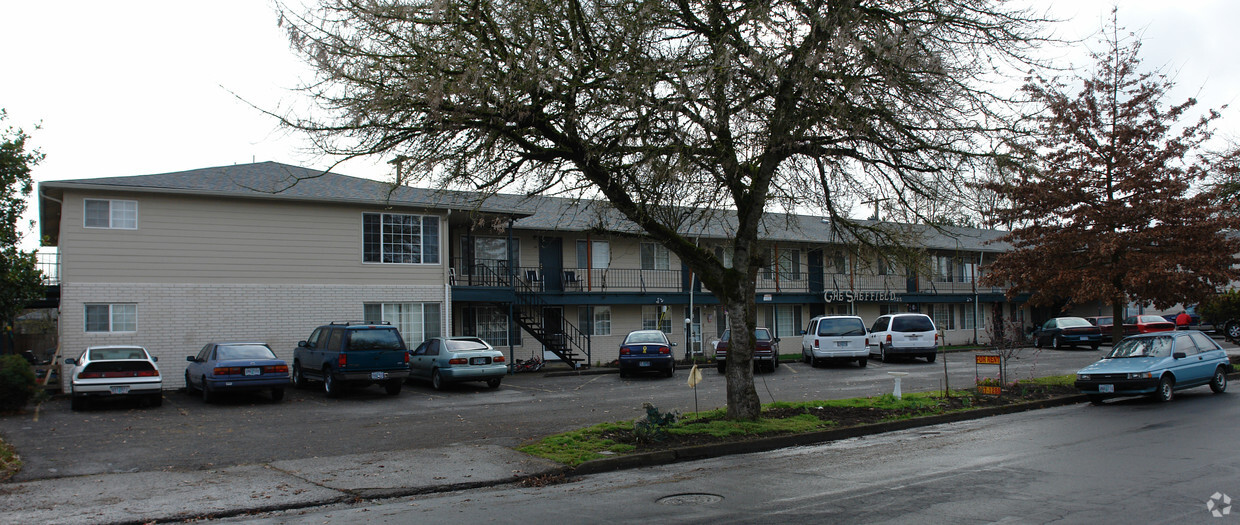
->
[1111,298,1125,344]
[722,287,761,420]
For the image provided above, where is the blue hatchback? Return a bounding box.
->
[1075,331,1231,404]
[618,330,677,378]
[185,342,290,403]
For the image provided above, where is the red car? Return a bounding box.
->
[1123,315,1176,335]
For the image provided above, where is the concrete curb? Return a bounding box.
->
[569,394,1089,476]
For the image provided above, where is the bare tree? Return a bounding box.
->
[275,0,1048,420]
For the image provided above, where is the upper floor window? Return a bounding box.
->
[84,199,137,229]
[576,240,609,269]
[363,213,440,264]
[640,242,670,270]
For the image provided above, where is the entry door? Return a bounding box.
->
[540,237,564,291]
[542,307,564,360]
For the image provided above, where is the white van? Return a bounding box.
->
[868,313,939,363]
[801,315,869,367]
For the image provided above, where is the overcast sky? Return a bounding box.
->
[2,1,1238,248]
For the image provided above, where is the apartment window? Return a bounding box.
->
[575,240,609,269]
[468,236,518,269]
[765,304,801,338]
[713,246,733,269]
[778,249,801,280]
[933,304,956,330]
[577,305,612,336]
[640,242,670,270]
[462,306,515,347]
[827,251,848,274]
[642,305,672,333]
[84,303,136,332]
[84,199,137,229]
[363,302,441,347]
[959,304,985,330]
[362,213,440,264]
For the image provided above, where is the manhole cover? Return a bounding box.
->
[657,493,724,506]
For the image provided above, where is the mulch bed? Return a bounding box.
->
[603,384,1079,453]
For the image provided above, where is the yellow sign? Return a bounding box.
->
[979,385,1002,396]
[975,355,1001,365]
[687,364,704,388]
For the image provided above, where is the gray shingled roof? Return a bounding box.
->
[40,161,1011,252]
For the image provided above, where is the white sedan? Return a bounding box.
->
[65,345,163,410]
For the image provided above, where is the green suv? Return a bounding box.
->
[291,321,411,397]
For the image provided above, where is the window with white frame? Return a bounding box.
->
[642,305,673,333]
[767,304,801,338]
[464,306,512,347]
[362,213,440,264]
[84,303,136,332]
[575,240,609,269]
[592,306,612,336]
[932,304,956,330]
[827,250,848,274]
[363,302,441,347]
[84,199,138,229]
[640,242,670,270]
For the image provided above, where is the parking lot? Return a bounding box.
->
[0,345,1206,482]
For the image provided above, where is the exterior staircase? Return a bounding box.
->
[511,276,590,368]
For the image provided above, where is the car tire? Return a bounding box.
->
[1210,367,1228,393]
[1034,336,1042,349]
[149,393,163,408]
[808,354,817,368]
[925,352,936,363]
[384,379,402,395]
[184,371,197,394]
[717,363,725,374]
[431,369,445,391]
[1087,394,1106,405]
[1052,336,1063,350]
[1154,375,1174,402]
[271,388,285,401]
[1090,343,1100,351]
[618,368,627,378]
[324,368,342,398]
[70,395,85,411]
[1227,320,1240,341]
[201,378,214,404]
[665,361,676,378]
[880,344,890,363]
[857,357,867,368]
[487,377,502,389]
[802,351,809,364]
[292,362,308,389]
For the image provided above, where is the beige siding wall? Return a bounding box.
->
[59,282,446,391]
[59,190,448,285]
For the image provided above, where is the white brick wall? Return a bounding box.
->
[59,282,445,390]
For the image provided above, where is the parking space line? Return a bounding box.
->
[503,383,555,393]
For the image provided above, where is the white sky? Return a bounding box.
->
[2,1,1238,249]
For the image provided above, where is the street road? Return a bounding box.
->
[1,346,1104,481]
[227,387,1240,524]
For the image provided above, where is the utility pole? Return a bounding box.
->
[861,198,889,221]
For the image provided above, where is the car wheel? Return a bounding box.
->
[618,368,627,378]
[324,368,342,398]
[271,388,285,401]
[1227,320,1240,341]
[487,377,502,389]
[184,371,196,394]
[857,357,867,368]
[717,363,725,374]
[925,352,936,363]
[1090,343,1100,351]
[1034,336,1042,349]
[149,393,163,408]
[802,351,809,364]
[1211,367,1228,393]
[1052,336,1063,350]
[1154,375,1174,402]
[665,361,676,378]
[880,344,890,363]
[201,377,214,404]
[431,369,445,391]
[292,362,308,389]
[1087,394,1106,405]
[384,379,402,395]
[70,395,85,411]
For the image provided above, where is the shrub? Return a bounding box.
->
[1199,290,1240,325]
[634,403,678,444]
[0,354,37,412]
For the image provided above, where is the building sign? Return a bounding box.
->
[823,290,902,303]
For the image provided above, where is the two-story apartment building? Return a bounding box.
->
[40,162,1028,390]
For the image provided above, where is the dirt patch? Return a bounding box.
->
[602,385,1079,453]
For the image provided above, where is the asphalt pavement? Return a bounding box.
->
[2,338,1235,525]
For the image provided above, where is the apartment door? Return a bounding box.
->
[540,237,564,292]
[542,307,564,360]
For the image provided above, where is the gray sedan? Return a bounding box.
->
[408,337,507,390]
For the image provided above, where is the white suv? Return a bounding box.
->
[801,315,869,367]
[868,313,939,363]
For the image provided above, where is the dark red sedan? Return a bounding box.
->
[1123,315,1176,335]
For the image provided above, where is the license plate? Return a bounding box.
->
[639,361,650,367]
[470,357,488,365]
[110,385,129,394]
[370,371,387,380]
[1099,384,1114,393]
[244,367,260,376]
[835,341,849,347]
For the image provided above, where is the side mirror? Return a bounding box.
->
[186,356,196,362]
[297,341,308,348]
[152,356,158,362]
[670,342,678,347]
[1173,352,1187,359]
[799,330,807,335]
[64,358,76,365]
[773,337,781,343]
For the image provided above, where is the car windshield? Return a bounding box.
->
[347,329,404,351]
[891,316,933,332]
[1057,318,1092,328]
[446,339,491,351]
[88,347,147,360]
[817,318,866,336]
[1106,336,1173,358]
[719,329,772,342]
[217,344,276,360]
[624,331,668,345]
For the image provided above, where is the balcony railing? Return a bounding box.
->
[37,251,59,286]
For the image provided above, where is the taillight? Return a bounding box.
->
[267,365,289,374]
[814,339,820,348]
[620,347,631,355]
[79,370,158,378]
[214,367,236,376]
[493,355,505,362]
[935,333,940,344]
[337,353,347,367]
[404,352,410,364]
[885,334,892,343]
[448,358,468,365]
[658,346,670,354]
